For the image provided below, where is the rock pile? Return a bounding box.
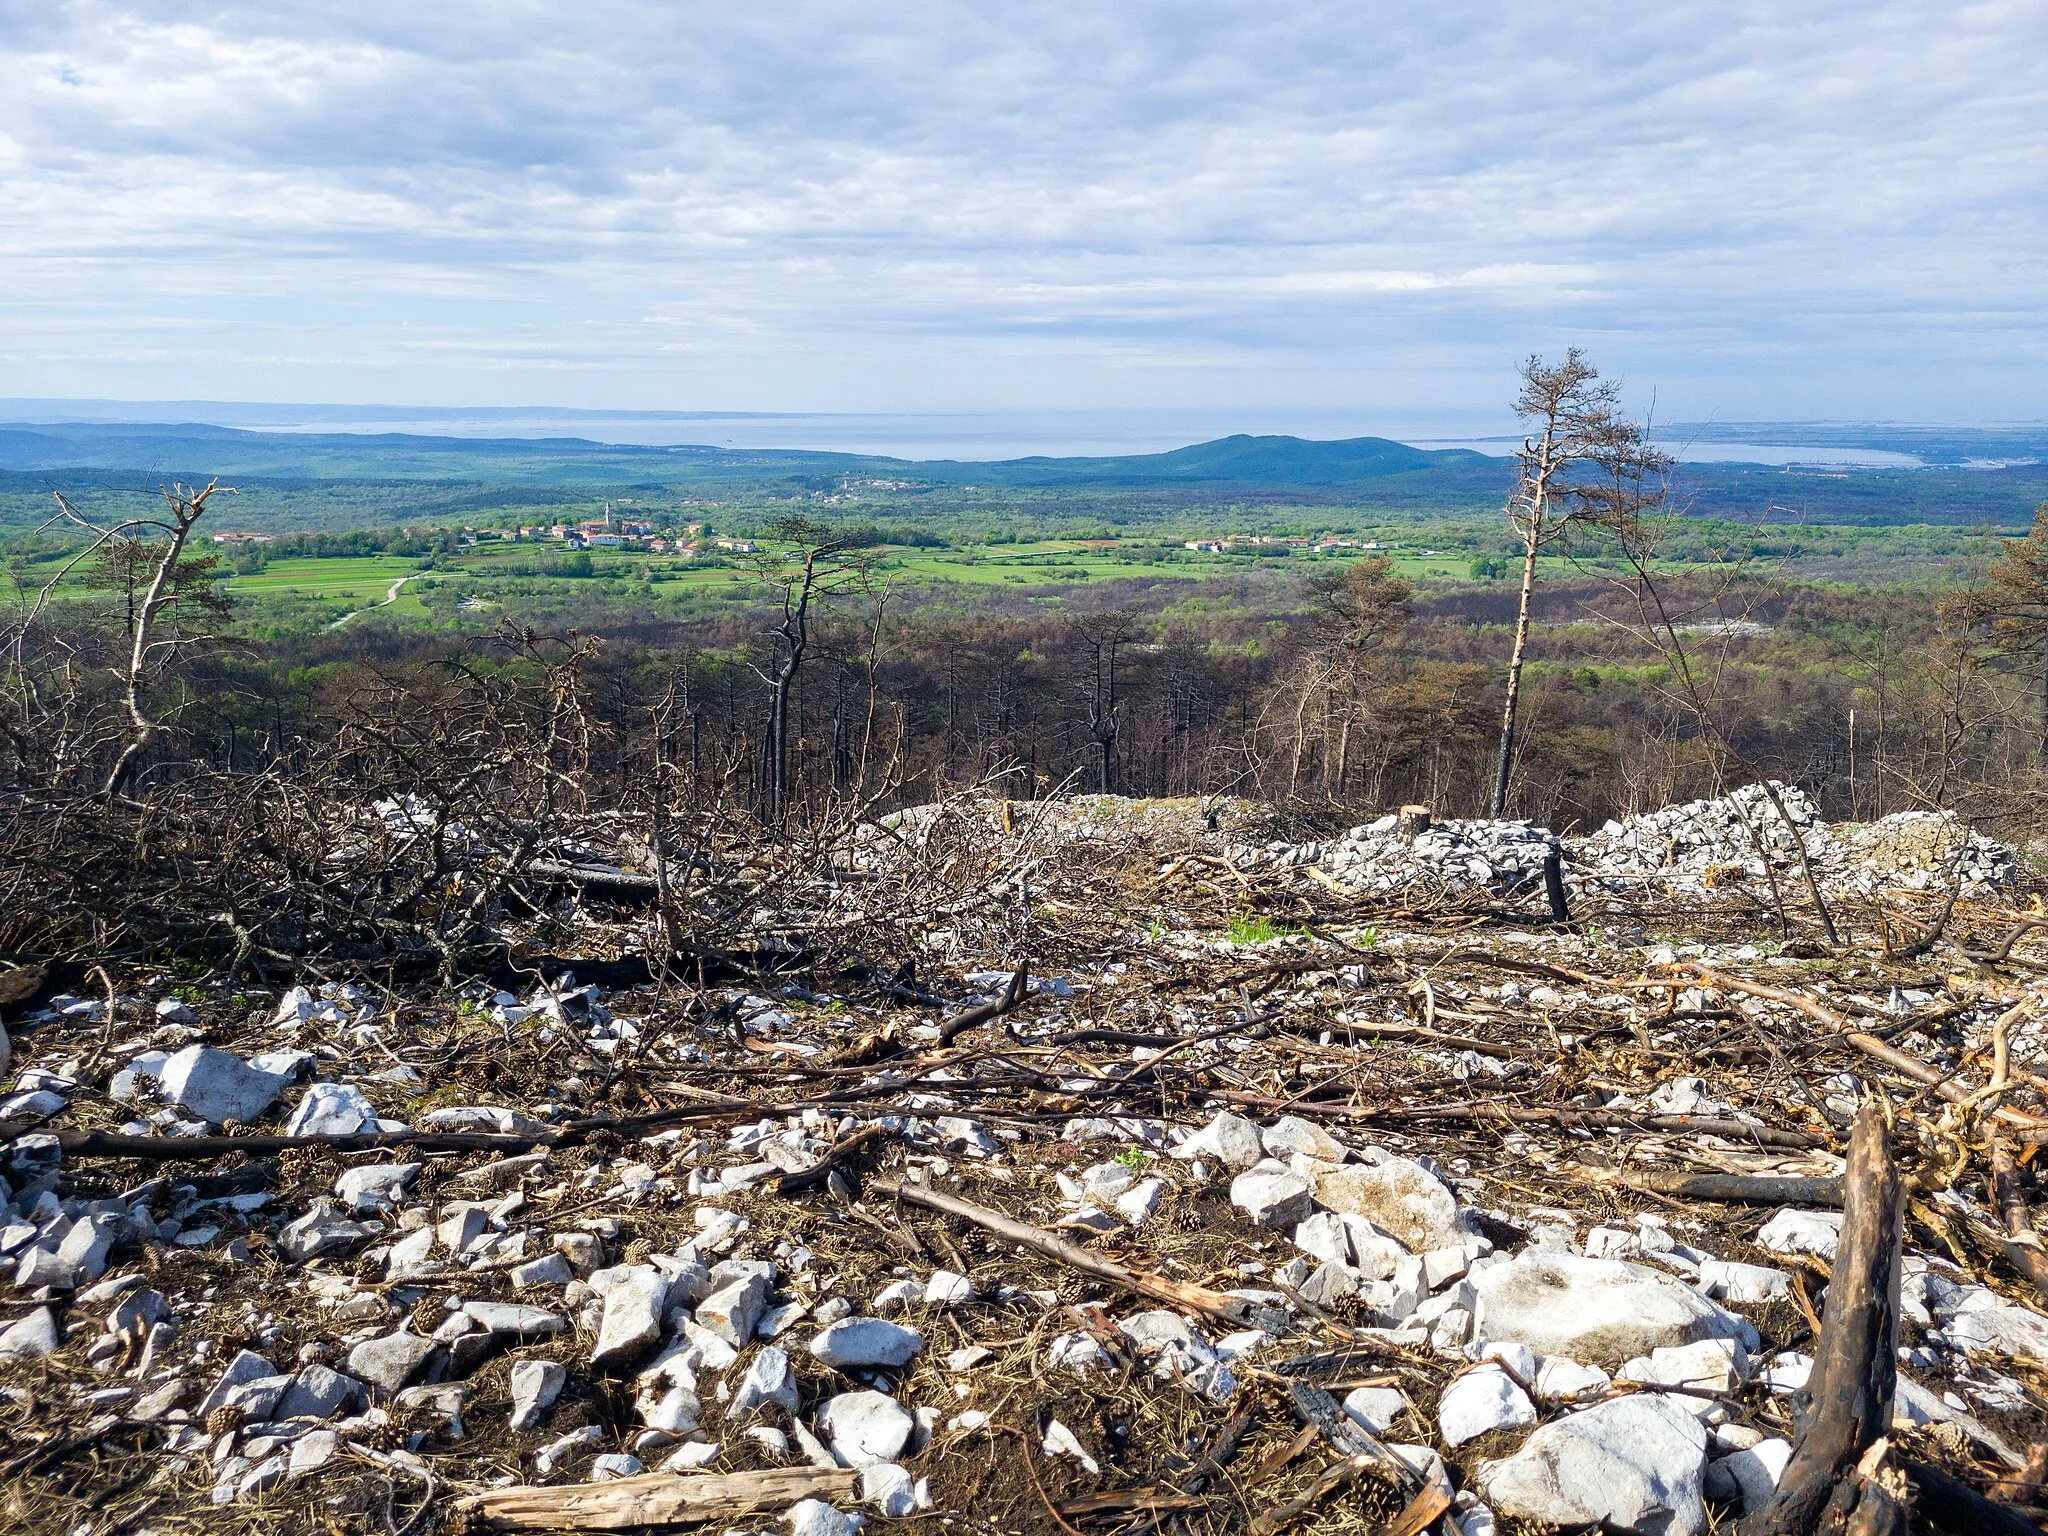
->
[1573,782,1831,887]
[1237,816,1560,898]
[1227,783,2031,905]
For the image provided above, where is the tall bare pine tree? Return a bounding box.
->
[1491,351,1668,815]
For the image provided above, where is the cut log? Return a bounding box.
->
[453,1466,858,1530]
[1738,1096,1904,1536]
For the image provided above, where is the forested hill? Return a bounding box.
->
[0,421,1498,488]
[2,418,2046,526]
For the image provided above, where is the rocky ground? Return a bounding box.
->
[2,788,2047,1536]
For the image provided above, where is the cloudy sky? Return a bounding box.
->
[2,1,2045,426]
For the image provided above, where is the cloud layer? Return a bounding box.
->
[2,1,2045,419]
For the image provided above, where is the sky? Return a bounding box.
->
[2,2,2046,429]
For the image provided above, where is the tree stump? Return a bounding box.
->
[1396,805,1432,843]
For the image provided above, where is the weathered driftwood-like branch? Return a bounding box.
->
[1739,1095,1904,1536]
[1899,1456,2048,1536]
[869,1175,1253,1323]
[453,1466,858,1529]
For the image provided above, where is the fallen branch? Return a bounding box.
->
[868,1175,1256,1324]
[452,1466,859,1530]
[1584,1169,1846,1207]
[772,1122,896,1197]
[1899,1457,2048,1536]
[937,964,1028,1045]
[1685,966,2048,1132]
[1219,1095,1833,1150]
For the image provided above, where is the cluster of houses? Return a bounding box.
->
[1181,534,1374,555]
[502,519,756,555]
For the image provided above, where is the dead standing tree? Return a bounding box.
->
[742,517,874,824]
[1492,351,1668,815]
[34,480,233,796]
[1069,609,1137,794]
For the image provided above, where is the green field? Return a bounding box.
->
[0,511,1990,639]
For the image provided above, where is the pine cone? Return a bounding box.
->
[623,1238,654,1266]
[409,1299,443,1334]
[365,1417,407,1451]
[207,1403,243,1437]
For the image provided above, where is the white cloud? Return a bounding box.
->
[0,0,2044,417]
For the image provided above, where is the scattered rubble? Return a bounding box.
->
[0,786,2045,1534]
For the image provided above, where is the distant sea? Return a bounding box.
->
[1,400,2040,469]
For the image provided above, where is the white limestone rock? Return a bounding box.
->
[731,1345,801,1419]
[1310,1157,1461,1253]
[1532,1354,1611,1402]
[275,1363,361,1420]
[1231,1163,1313,1228]
[462,1301,566,1337]
[818,1388,914,1467]
[333,1162,420,1212]
[285,1082,380,1137]
[810,1317,923,1369]
[1478,1393,1709,1536]
[195,1350,277,1417]
[1262,1116,1345,1163]
[861,1461,918,1517]
[1469,1250,1757,1364]
[1170,1112,1266,1172]
[1439,1364,1536,1447]
[1697,1259,1793,1304]
[786,1498,859,1536]
[0,1306,60,1357]
[509,1359,567,1430]
[346,1331,437,1392]
[157,1046,291,1126]
[1705,1437,1791,1513]
[695,1271,770,1346]
[591,1266,669,1365]
[1619,1337,1749,1402]
[1755,1209,1843,1262]
[1116,1179,1164,1225]
[923,1269,974,1308]
[1341,1385,1408,1435]
[1944,1288,2048,1359]
[287,1429,341,1480]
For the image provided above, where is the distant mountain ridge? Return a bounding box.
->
[5,418,2047,527]
[0,421,1507,493]
[0,419,1496,488]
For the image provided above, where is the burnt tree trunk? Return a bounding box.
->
[1740,1095,1905,1536]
